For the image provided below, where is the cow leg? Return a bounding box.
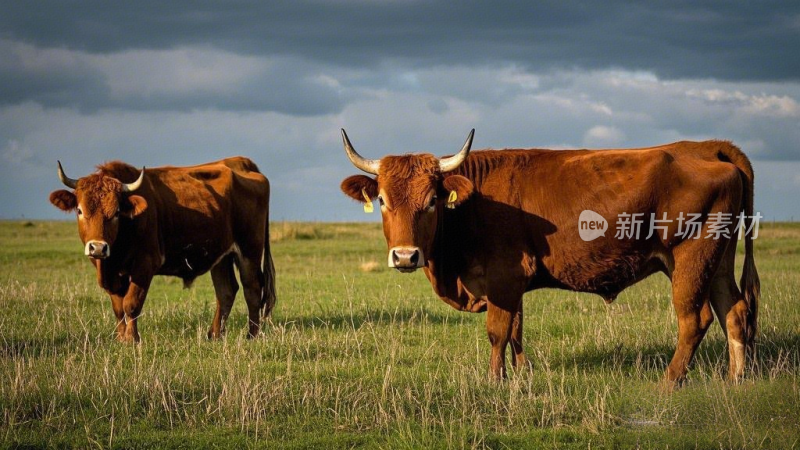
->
[208,254,238,339]
[236,254,264,339]
[121,278,151,343]
[486,300,519,380]
[109,293,126,341]
[709,240,749,381]
[667,239,725,385]
[510,302,529,371]
[667,291,714,385]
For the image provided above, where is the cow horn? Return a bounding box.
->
[57,161,79,189]
[342,129,380,175]
[122,168,145,193]
[439,129,474,173]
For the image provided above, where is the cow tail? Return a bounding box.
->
[261,223,277,318]
[261,194,277,320]
[739,158,760,351]
[719,143,760,349]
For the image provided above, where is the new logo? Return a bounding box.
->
[578,210,608,241]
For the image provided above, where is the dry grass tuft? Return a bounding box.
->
[270,222,329,242]
[1,221,799,448]
[359,260,381,273]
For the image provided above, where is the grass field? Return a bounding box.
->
[1,220,799,449]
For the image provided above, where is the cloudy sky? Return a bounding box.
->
[2,1,799,221]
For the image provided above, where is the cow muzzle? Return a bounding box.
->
[85,240,110,259]
[388,246,425,272]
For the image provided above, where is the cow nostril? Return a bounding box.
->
[392,250,401,266]
[86,240,110,258]
[389,247,422,268]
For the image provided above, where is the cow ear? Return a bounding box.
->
[442,175,474,207]
[49,190,77,212]
[341,175,378,202]
[123,195,148,218]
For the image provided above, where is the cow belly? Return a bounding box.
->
[549,252,668,301]
[158,242,237,281]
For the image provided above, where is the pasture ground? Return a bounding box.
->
[1,221,798,449]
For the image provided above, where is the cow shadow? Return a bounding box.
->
[746,329,800,377]
[278,305,471,331]
[556,330,800,376]
[437,194,558,261]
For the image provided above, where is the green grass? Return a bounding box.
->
[1,221,799,449]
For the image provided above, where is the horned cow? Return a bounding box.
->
[50,157,276,342]
[340,130,759,385]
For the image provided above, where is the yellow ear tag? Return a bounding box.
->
[446,190,458,209]
[362,189,374,213]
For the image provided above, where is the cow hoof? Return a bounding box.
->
[512,355,533,372]
[728,373,745,385]
[488,369,507,382]
[659,376,684,392]
[207,330,223,340]
[117,335,138,344]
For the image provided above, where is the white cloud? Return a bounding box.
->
[497,67,540,91]
[529,93,613,118]
[0,39,83,73]
[583,126,626,148]
[742,94,799,118]
[685,88,799,118]
[310,74,343,90]
[93,47,268,98]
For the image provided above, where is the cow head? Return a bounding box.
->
[340,130,475,272]
[49,161,147,259]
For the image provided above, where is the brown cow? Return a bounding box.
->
[49,157,276,342]
[340,130,759,385]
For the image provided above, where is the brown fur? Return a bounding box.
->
[380,154,439,208]
[50,157,277,343]
[342,139,759,384]
[76,173,125,219]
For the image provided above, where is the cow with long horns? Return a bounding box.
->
[340,130,759,384]
[50,157,276,342]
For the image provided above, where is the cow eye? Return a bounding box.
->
[77,207,83,216]
[427,195,437,210]
[377,195,385,206]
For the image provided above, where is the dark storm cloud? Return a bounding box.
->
[92,62,357,116]
[0,41,107,109]
[2,1,800,221]
[2,1,798,82]
[0,40,360,115]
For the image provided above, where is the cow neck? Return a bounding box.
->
[428,197,472,287]
[95,219,137,293]
[428,151,506,281]
[95,255,126,294]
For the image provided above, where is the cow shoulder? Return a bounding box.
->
[97,161,142,184]
[219,156,261,174]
